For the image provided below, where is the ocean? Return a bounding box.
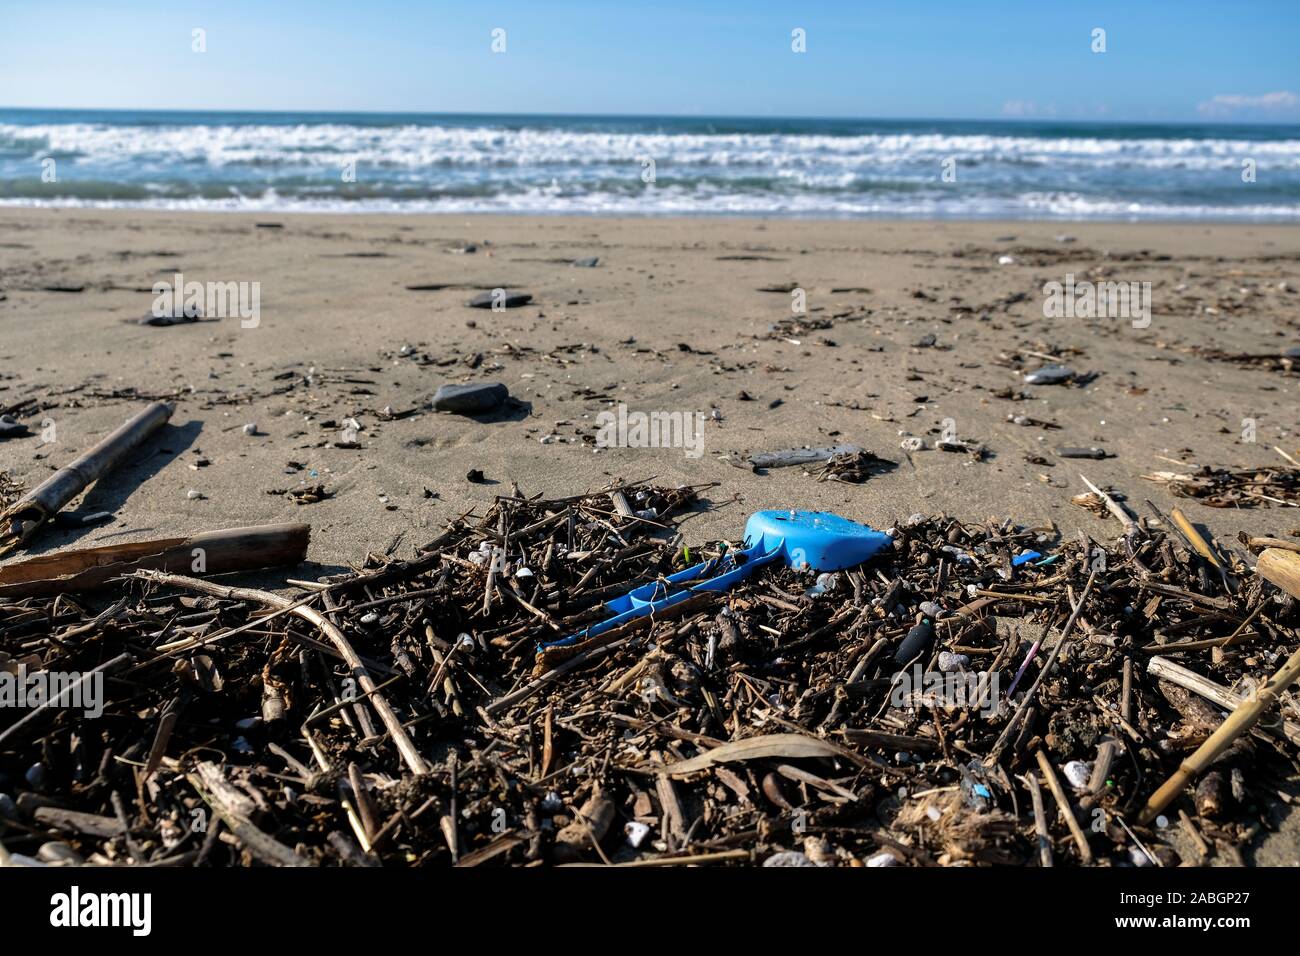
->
[2,109,1299,220]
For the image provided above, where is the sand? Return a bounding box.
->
[2,209,1300,862]
[2,210,1297,563]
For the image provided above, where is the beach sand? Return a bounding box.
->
[2,209,1300,861]
[2,210,1296,559]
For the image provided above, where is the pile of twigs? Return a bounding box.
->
[1,483,1298,867]
[1143,463,1300,508]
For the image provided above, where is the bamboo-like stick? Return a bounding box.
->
[1169,505,1222,569]
[1139,643,1300,824]
[0,523,309,598]
[1035,749,1092,864]
[136,569,431,776]
[1149,644,1300,748]
[0,401,174,556]
[1021,772,1054,867]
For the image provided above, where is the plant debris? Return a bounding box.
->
[1143,463,1300,508]
[2,482,1299,868]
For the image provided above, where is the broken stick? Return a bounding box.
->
[0,401,174,556]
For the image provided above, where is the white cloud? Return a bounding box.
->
[1197,91,1298,118]
[1001,100,1056,118]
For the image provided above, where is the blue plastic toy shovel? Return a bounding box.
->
[537,510,891,652]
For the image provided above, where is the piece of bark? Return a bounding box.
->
[552,788,615,862]
[0,523,310,598]
[33,807,127,839]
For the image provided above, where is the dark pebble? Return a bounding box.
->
[894,619,933,665]
[0,414,30,439]
[433,382,509,414]
[467,290,532,309]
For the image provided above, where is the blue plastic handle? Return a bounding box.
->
[537,510,891,652]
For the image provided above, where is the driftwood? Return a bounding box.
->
[0,523,310,598]
[0,401,174,556]
[187,762,314,867]
[1256,547,1300,600]
[749,444,863,469]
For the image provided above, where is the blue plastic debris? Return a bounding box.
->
[537,510,891,652]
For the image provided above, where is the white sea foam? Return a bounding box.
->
[5,122,1300,170]
[3,118,1300,218]
[4,189,1298,220]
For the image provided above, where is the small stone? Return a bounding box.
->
[624,820,650,847]
[242,423,258,436]
[433,382,509,414]
[919,601,944,619]
[466,468,487,483]
[466,290,532,309]
[763,850,818,867]
[937,651,969,672]
[0,415,31,440]
[186,489,204,500]
[38,842,84,865]
[895,619,933,665]
[1024,364,1076,385]
[1063,760,1092,790]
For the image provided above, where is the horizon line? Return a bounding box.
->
[3,105,1300,129]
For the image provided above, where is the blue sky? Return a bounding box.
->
[2,1,1298,121]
